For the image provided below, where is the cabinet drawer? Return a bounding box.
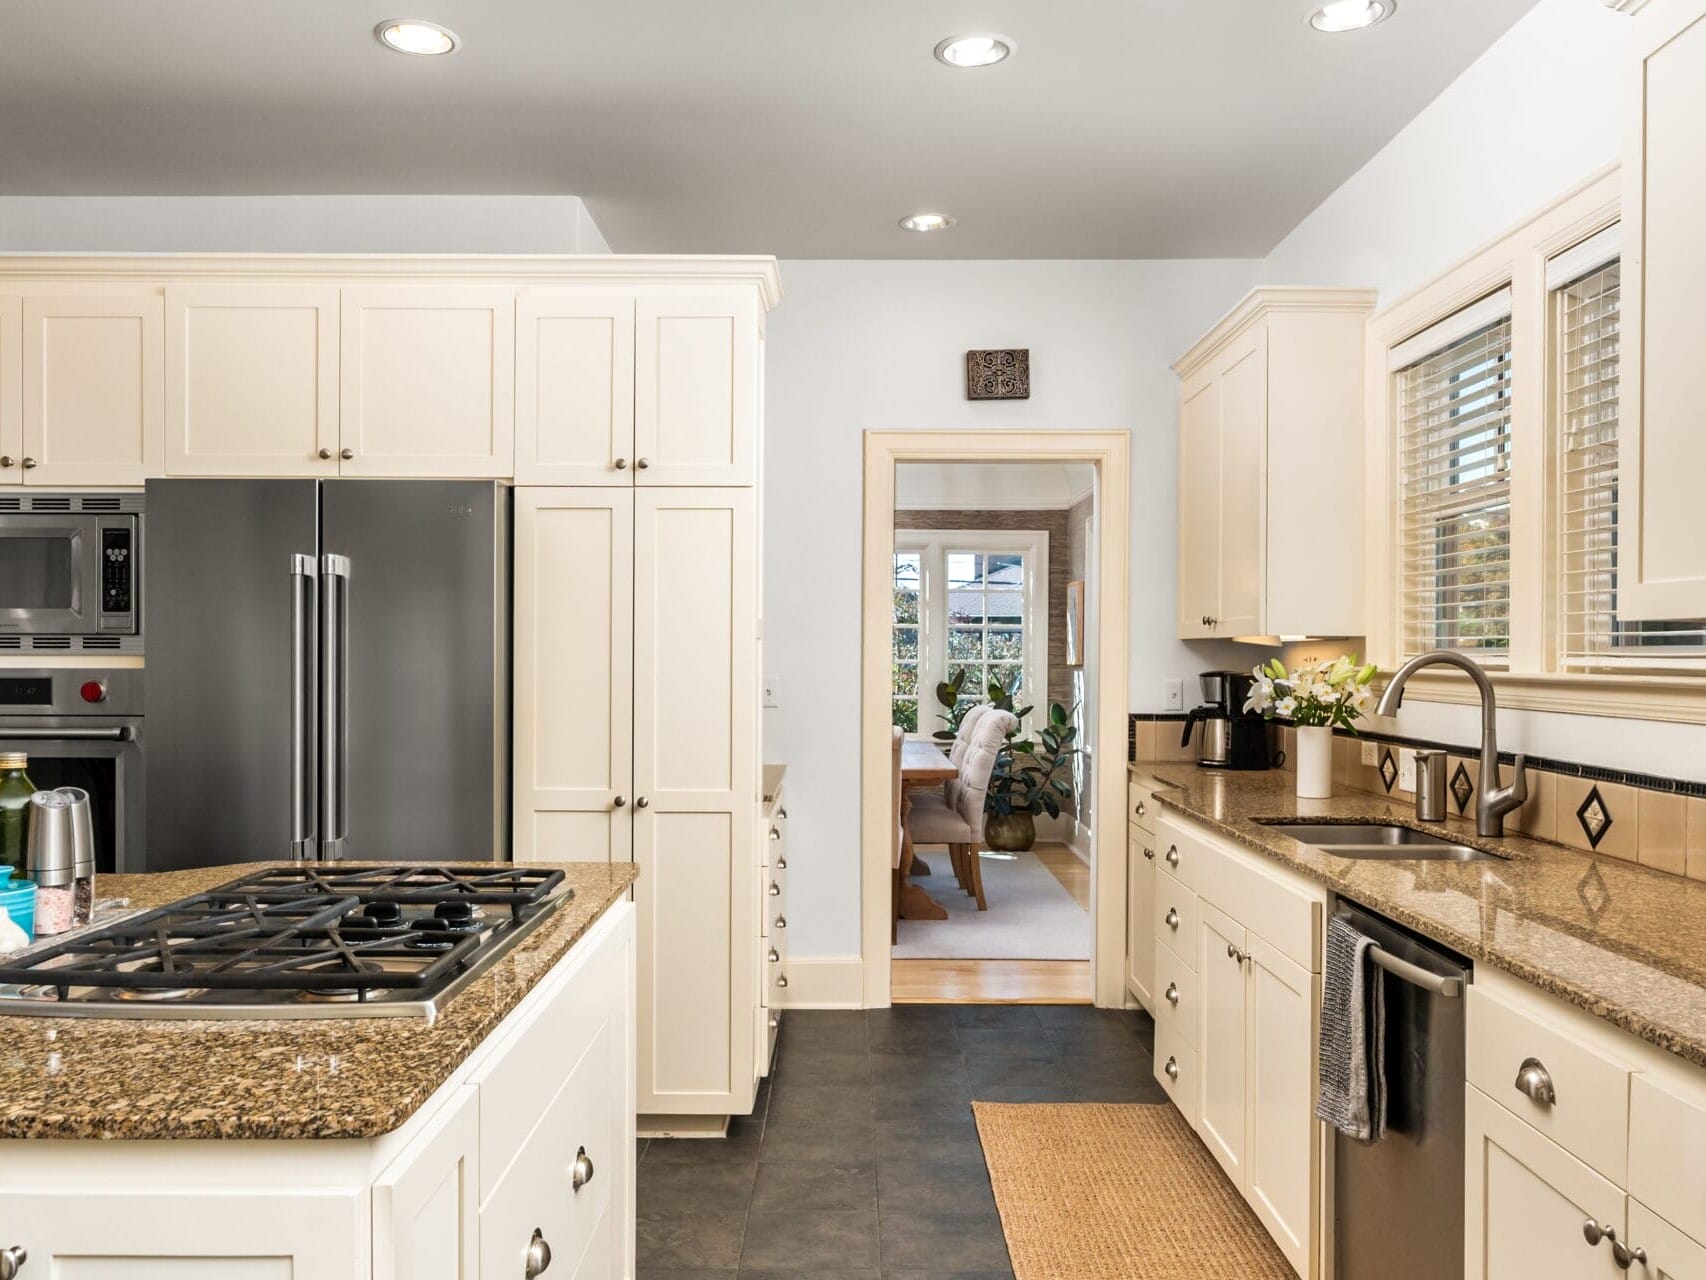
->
[1155,817,1200,889]
[1129,824,1158,874]
[1153,941,1197,1049]
[1155,880,1199,971]
[1630,1073,1706,1245]
[1128,777,1161,835]
[1154,1017,1198,1128]
[1170,814,1322,972]
[1468,982,1634,1186]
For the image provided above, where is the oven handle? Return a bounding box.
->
[0,726,132,742]
[291,553,320,863]
[320,553,351,862]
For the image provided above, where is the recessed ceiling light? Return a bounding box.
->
[933,34,1015,68]
[899,212,956,233]
[375,19,460,56]
[1308,0,1394,32]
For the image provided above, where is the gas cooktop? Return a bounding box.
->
[0,864,573,1020]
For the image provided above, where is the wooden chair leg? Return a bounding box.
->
[969,841,988,910]
[955,844,973,894]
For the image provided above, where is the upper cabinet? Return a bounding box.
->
[1172,288,1375,641]
[0,296,18,480]
[165,285,339,476]
[516,295,637,485]
[340,286,516,478]
[1618,0,1706,620]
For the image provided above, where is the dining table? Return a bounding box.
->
[897,738,958,920]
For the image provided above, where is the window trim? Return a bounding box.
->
[1363,166,1706,723]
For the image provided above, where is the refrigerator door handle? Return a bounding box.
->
[320,553,351,860]
[290,554,319,862]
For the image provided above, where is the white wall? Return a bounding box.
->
[763,258,1261,959]
[0,195,610,253]
[894,462,1095,511]
[1264,0,1706,780]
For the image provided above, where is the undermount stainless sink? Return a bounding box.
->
[1255,820,1500,862]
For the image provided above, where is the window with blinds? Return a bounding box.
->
[1394,298,1514,657]
[1553,248,1706,665]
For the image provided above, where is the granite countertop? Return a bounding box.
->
[0,861,636,1142]
[1131,761,1706,1070]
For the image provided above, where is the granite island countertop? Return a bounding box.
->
[1132,761,1706,1070]
[0,860,636,1141]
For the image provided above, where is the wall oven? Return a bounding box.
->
[0,668,142,873]
[0,492,142,653]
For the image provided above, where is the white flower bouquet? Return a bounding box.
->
[1244,655,1378,731]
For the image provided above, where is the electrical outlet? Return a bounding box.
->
[762,675,780,709]
[1164,679,1185,711]
[1360,741,1378,767]
[1398,748,1418,792]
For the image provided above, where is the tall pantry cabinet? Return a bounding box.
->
[512,279,771,1125]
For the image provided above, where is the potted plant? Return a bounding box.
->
[1244,656,1377,799]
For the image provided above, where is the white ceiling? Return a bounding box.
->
[0,0,1537,259]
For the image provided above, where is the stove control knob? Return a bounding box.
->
[524,1228,552,1277]
[80,680,107,704]
[435,900,476,925]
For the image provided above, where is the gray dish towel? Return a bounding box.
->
[1316,914,1387,1143]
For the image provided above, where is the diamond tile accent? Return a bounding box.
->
[1379,748,1399,793]
[1450,762,1474,815]
[1576,785,1614,849]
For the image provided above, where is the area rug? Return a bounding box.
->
[892,848,1090,960]
[972,1102,1294,1279]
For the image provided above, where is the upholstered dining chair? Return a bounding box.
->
[943,703,991,808]
[904,709,1017,911]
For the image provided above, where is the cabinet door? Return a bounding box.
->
[1619,0,1706,619]
[1177,374,1221,638]
[0,1185,366,1279]
[632,488,758,1114]
[0,295,19,483]
[1466,1086,1625,1280]
[634,294,757,485]
[1628,1200,1706,1280]
[373,1083,478,1280]
[164,285,339,476]
[1126,827,1155,1010]
[1215,327,1265,637]
[1244,934,1318,1277]
[339,287,514,477]
[516,294,636,485]
[1197,900,1249,1184]
[22,294,164,485]
[513,488,635,863]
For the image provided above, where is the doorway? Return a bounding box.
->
[860,431,1131,1008]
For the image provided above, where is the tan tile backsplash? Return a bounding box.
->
[1637,790,1689,877]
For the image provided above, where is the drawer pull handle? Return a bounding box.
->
[525,1227,553,1277]
[770,827,781,840]
[776,856,787,869]
[768,947,779,962]
[612,794,626,809]
[1165,845,1180,867]
[1143,847,1155,861]
[775,915,786,929]
[636,456,651,470]
[1165,907,1179,931]
[769,1014,780,1028]
[340,447,355,460]
[769,881,781,896]
[1165,982,1179,1006]
[1514,1057,1557,1107]
[1227,942,1246,964]
[317,447,333,460]
[1584,1219,1615,1249]
[1135,801,1146,817]
[1164,1056,1179,1081]
[1612,1238,1647,1270]
[776,973,789,988]
[0,1246,26,1280]
[572,1146,594,1192]
[614,457,628,470]
[778,807,788,819]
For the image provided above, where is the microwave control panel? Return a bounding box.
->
[100,527,133,615]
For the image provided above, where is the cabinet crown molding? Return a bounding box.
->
[0,253,783,309]
[1172,285,1377,379]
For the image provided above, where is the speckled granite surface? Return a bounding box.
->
[0,861,635,1141]
[1131,762,1706,1069]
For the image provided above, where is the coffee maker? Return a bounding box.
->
[1181,671,1272,770]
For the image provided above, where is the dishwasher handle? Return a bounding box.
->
[1369,943,1464,998]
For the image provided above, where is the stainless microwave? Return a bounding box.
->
[0,492,142,651]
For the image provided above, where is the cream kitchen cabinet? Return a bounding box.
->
[1125,773,1162,1012]
[1616,0,1706,619]
[1172,287,1374,640]
[339,286,515,478]
[516,294,637,485]
[164,284,340,476]
[514,486,762,1126]
[11,293,164,486]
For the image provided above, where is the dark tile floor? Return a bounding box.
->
[637,1002,1162,1279]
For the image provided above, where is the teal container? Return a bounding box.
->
[0,867,37,941]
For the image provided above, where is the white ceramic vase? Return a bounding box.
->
[1295,725,1334,799]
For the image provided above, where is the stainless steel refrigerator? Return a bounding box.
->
[143,480,509,870]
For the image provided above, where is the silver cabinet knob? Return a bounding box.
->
[769,881,781,896]
[1143,847,1155,861]
[1165,982,1179,1006]
[768,947,779,963]
[1612,1237,1647,1270]
[634,796,649,809]
[340,447,354,460]
[318,447,333,460]
[1227,942,1247,965]
[778,807,788,819]
[635,457,650,470]
[0,1246,25,1280]
[776,973,788,988]
[613,795,627,809]
[1164,1056,1179,1081]
[0,456,14,468]
[20,457,36,469]
[1165,845,1180,867]
[525,1228,552,1277]
[769,827,781,840]
[571,1146,594,1192]
[1584,1220,1619,1250]
[774,914,786,929]
[1201,615,1211,627]
[769,1014,780,1028]
[1514,1057,1557,1107]
[776,856,787,869]
[614,457,628,470]
[1135,801,1146,817]
[1165,907,1180,930]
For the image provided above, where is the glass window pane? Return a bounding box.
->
[947,589,984,623]
[948,628,983,660]
[986,553,1024,585]
[892,553,921,589]
[893,665,917,695]
[893,626,918,661]
[989,664,1022,696]
[986,590,1023,623]
[946,553,983,589]
[892,700,918,732]
[987,630,1023,661]
[893,588,919,624]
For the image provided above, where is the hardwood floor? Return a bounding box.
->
[892,841,1093,1004]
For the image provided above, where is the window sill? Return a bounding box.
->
[1391,667,1706,724]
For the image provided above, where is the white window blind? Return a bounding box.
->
[1395,300,1514,656]
[1553,255,1706,665]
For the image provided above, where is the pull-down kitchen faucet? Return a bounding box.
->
[1375,651,1526,838]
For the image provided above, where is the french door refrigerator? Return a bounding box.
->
[143,480,509,870]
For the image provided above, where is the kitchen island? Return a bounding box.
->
[0,860,637,1279]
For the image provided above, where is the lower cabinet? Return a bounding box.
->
[1126,820,1156,1011]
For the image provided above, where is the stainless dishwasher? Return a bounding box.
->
[1333,901,1472,1280]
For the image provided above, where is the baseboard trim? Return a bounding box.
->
[778,956,865,1008]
